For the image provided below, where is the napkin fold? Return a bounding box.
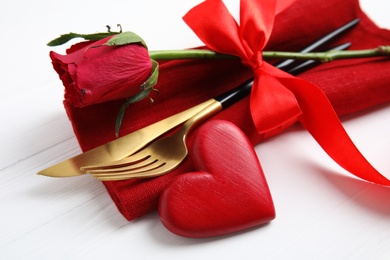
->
[63,0,390,220]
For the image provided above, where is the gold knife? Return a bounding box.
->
[37,99,215,177]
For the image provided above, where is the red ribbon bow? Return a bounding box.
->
[183,0,390,186]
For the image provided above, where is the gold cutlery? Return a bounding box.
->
[37,99,215,177]
[82,81,251,180]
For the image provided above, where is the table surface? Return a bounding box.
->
[1,1,390,259]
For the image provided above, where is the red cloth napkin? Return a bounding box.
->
[63,0,390,220]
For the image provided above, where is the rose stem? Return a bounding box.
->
[148,46,390,62]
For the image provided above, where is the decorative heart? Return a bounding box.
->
[158,119,275,238]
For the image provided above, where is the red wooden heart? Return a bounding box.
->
[158,119,275,238]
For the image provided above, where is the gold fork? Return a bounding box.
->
[81,80,252,180]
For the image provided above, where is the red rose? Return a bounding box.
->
[50,36,152,107]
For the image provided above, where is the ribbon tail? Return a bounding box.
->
[278,76,390,186]
[250,69,301,134]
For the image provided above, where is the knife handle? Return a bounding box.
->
[275,18,359,71]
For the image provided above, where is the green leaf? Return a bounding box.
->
[47,31,120,46]
[115,88,152,137]
[47,25,123,46]
[141,60,159,90]
[106,31,148,48]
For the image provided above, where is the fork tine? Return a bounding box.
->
[80,150,151,171]
[92,163,179,181]
[85,156,161,174]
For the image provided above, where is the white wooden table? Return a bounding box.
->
[1,1,389,259]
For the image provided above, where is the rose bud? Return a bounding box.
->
[50,36,153,107]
